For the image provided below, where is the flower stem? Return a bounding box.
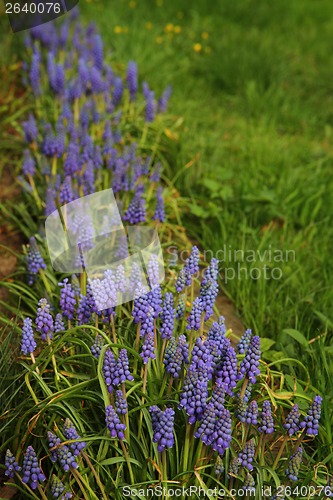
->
[182,421,192,478]
[30,352,39,374]
[46,334,60,383]
[83,452,108,500]
[239,377,249,399]
[120,440,135,484]
[160,337,167,365]
[272,434,288,470]
[133,323,141,374]
[138,362,148,440]
[122,383,130,444]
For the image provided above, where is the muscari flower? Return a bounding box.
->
[163,334,189,378]
[283,404,300,436]
[105,405,126,440]
[35,298,54,341]
[103,348,117,393]
[199,277,218,321]
[191,336,214,379]
[126,61,138,101]
[123,193,146,224]
[285,447,303,481]
[113,77,123,105]
[22,445,45,490]
[238,335,261,384]
[237,328,252,354]
[23,114,38,143]
[228,457,240,478]
[215,341,238,395]
[54,313,65,333]
[238,439,255,472]
[176,294,186,319]
[178,366,209,424]
[300,395,322,436]
[91,335,104,359]
[63,419,86,456]
[235,395,248,423]
[22,149,36,176]
[175,268,188,293]
[59,278,76,320]
[211,406,232,456]
[21,317,37,355]
[184,246,200,282]
[186,297,203,331]
[29,50,41,95]
[115,390,128,415]
[215,456,224,475]
[145,90,155,122]
[158,85,172,113]
[258,400,274,434]
[92,34,104,70]
[160,292,175,340]
[150,406,175,452]
[140,330,156,364]
[153,186,165,222]
[114,349,134,385]
[132,285,150,323]
[245,400,258,425]
[47,432,79,472]
[243,473,256,493]
[5,449,21,478]
[26,236,46,285]
[50,475,72,499]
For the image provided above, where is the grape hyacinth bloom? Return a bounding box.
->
[184,246,200,282]
[300,395,322,436]
[115,390,128,415]
[22,446,45,490]
[149,406,175,452]
[59,176,75,204]
[153,186,165,222]
[211,406,232,456]
[21,317,37,355]
[50,475,72,499]
[245,400,258,425]
[127,61,138,101]
[175,268,188,293]
[5,450,21,478]
[164,334,189,378]
[238,439,255,472]
[103,348,117,393]
[258,400,274,434]
[26,236,46,284]
[194,401,216,446]
[54,313,65,333]
[59,278,76,320]
[29,51,41,95]
[92,34,104,70]
[140,330,156,364]
[235,395,248,423]
[124,192,147,225]
[23,114,38,143]
[158,85,172,113]
[132,285,150,323]
[160,292,175,339]
[228,457,240,478]
[186,297,203,331]
[199,277,218,321]
[243,473,256,493]
[215,342,238,395]
[105,405,126,440]
[176,294,186,319]
[35,298,54,340]
[23,150,36,176]
[179,366,209,424]
[47,431,61,463]
[237,328,252,354]
[48,431,79,472]
[283,404,300,436]
[145,90,155,122]
[91,334,104,359]
[114,349,134,385]
[63,419,86,456]
[215,456,224,475]
[285,447,303,481]
[113,77,123,105]
[191,337,213,379]
[238,335,261,384]
[210,380,226,417]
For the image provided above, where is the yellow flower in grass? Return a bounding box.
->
[205,46,212,54]
[114,26,122,34]
[145,22,153,30]
[155,36,163,44]
[193,43,202,53]
[129,0,136,7]
[165,23,174,33]
[174,25,182,34]
[201,31,209,40]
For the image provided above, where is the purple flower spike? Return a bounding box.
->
[164,334,189,378]
[243,473,256,493]
[105,405,126,440]
[160,292,175,340]
[63,419,87,456]
[238,335,261,384]
[150,406,175,452]
[215,456,224,475]
[300,395,322,436]
[184,246,200,280]
[153,186,165,222]
[132,285,150,323]
[59,278,76,320]
[23,149,36,176]
[92,34,104,70]
[283,404,300,436]
[114,349,134,385]
[235,396,248,423]
[54,313,65,333]
[158,85,172,113]
[23,114,38,143]
[245,400,258,425]
[211,406,232,456]
[5,450,21,478]
[258,401,274,434]
[215,341,238,395]
[286,447,303,481]
[22,446,45,490]
[175,268,188,293]
[21,318,36,355]
[35,298,54,341]
[178,366,209,424]
[176,294,186,319]
[103,348,117,393]
[91,335,104,359]
[26,236,46,284]
[186,297,203,331]
[127,61,138,101]
[140,330,156,364]
[237,328,252,354]
[145,90,155,122]
[115,390,128,415]
[191,337,213,379]
[238,439,255,472]
[123,193,146,224]
[50,475,72,499]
